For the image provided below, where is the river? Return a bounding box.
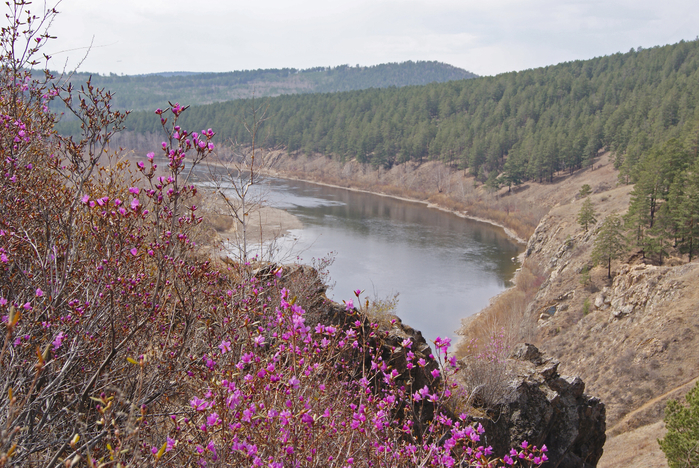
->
[207,175,523,347]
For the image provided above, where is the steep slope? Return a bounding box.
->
[489,154,698,466]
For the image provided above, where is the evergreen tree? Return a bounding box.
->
[577,198,597,232]
[592,213,626,278]
[659,381,699,468]
[579,184,592,198]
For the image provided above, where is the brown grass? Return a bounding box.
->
[455,260,546,358]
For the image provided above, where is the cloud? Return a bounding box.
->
[45,0,699,76]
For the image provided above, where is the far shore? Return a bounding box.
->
[258,167,529,246]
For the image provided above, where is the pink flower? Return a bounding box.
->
[190,397,209,411]
[218,339,231,354]
[137,161,145,169]
[130,248,138,256]
[147,152,154,161]
[166,437,176,452]
[130,198,140,210]
[36,288,43,297]
[81,194,89,204]
[207,412,221,426]
[52,331,64,350]
[129,186,140,195]
[345,299,354,311]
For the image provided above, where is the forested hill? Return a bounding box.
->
[56,61,475,111]
[122,39,699,188]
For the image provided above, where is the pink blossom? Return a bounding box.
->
[289,376,300,388]
[345,299,354,311]
[130,248,138,256]
[130,198,140,210]
[81,194,89,204]
[190,397,209,411]
[147,152,154,161]
[35,288,43,297]
[218,339,231,354]
[206,412,221,426]
[166,437,176,452]
[52,331,64,350]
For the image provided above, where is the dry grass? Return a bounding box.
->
[455,261,546,358]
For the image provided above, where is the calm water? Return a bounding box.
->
[224,177,523,346]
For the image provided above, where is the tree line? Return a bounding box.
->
[52,61,475,112]
[119,39,699,190]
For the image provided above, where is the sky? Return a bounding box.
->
[42,0,699,77]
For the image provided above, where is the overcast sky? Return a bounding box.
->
[44,0,699,77]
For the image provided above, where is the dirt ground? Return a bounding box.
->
[599,421,668,468]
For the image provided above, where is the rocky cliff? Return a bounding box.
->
[471,344,606,468]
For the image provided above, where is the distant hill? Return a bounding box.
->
[121,39,699,187]
[54,61,476,112]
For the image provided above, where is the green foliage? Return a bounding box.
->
[578,198,597,232]
[625,138,694,261]
[580,266,591,288]
[119,39,699,180]
[582,297,591,315]
[579,184,592,198]
[659,381,699,468]
[53,61,476,112]
[592,213,627,278]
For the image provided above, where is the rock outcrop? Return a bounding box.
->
[472,344,606,468]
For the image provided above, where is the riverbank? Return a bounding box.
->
[262,167,529,245]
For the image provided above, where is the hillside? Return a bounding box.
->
[121,39,699,189]
[53,61,475,112]
[209,146,693,467]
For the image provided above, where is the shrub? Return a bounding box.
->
[582,297,591,316]
[458,329,514,409]
[0,3,549,466]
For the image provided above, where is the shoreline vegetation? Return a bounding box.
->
[202,148,614,350]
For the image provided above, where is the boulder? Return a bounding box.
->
[472,344,606,467]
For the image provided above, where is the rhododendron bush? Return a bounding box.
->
[0,2,548,466]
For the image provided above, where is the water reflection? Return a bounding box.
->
[192,166,521,345]
[258,178,522,346]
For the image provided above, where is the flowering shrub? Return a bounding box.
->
[0,2,547,466]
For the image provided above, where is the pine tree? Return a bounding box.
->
[592,213,626,278]
[577,197,597,232]
[659,381,699,468]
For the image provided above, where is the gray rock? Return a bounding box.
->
[473,344,606,468]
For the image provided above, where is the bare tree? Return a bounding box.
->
[207,97,273,263]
